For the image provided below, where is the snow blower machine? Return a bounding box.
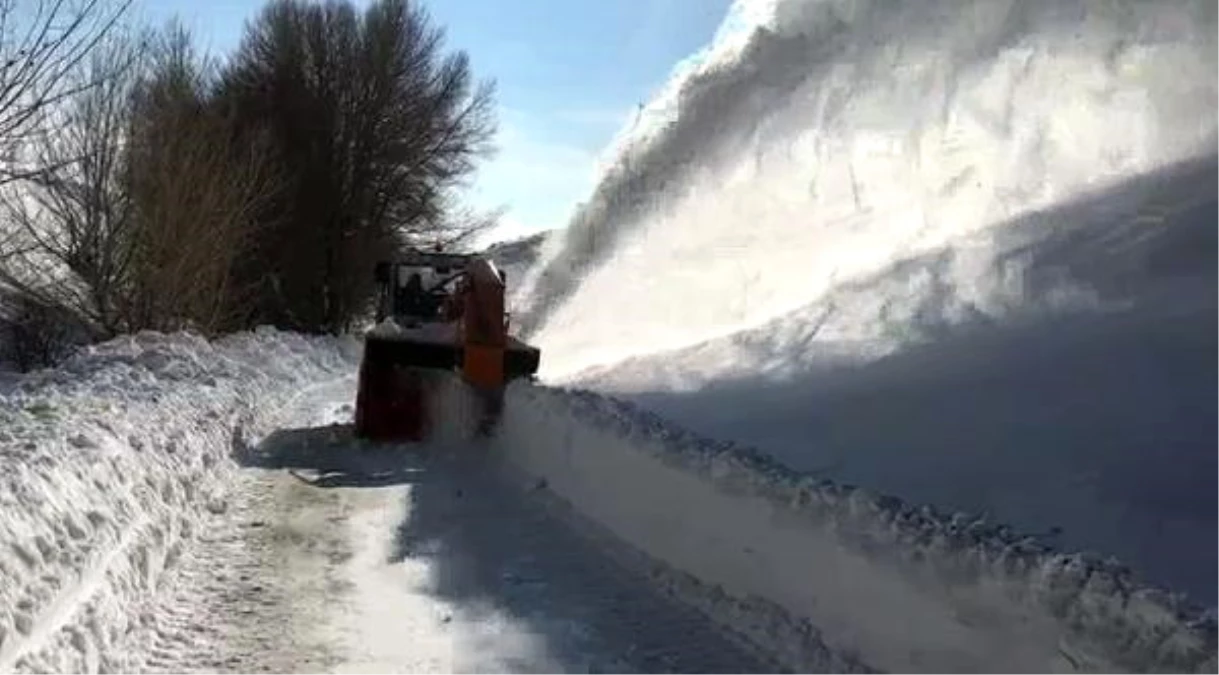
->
[353,250,540,442]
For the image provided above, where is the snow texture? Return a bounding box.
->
[0,323,1213,673]
[520,0,1216,374]
[0,328,360,673]
[505,0,1217,626]
[131,373,776,673]
[492,382,1217,673]
[564,156,1219,607]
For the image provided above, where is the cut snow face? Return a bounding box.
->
[493,383,1218,673]
[521,0,1216,376]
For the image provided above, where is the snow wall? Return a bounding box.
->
[489,382,1216,673]
[0,329,359,673]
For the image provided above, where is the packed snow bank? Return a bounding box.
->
[491,383,1217,673]
[0,328,359,673]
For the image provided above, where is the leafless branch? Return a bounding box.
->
[0,0,133,186]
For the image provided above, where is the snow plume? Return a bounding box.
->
[0,328,359,673]
[518,0,1217,379]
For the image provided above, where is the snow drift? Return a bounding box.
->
[519,0,1216,377]
[0,329,359,673]
[489,382,1217,673]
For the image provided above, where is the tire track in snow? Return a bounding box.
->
[129,373,778,672]
[386,449,782,673]
[131,468,345,673]
[125,377,360,673]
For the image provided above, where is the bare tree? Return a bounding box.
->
[0,289,86,369]
[121,24,276,334]
[0,0,133,186]
[404,201,502,252]
[0,0,496,344]
[0,27,139,335]
[218,0,497,333]
[0,22,275,339]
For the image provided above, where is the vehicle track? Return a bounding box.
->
[126,376,775,673]
[388,450,779,673]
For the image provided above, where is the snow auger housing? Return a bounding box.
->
[353,250,540,441]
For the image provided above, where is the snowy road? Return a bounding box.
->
[132,377,772,673]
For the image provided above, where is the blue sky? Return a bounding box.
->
[136,0,733,244]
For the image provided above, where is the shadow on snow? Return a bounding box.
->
[615,157,1218,604]
[236,424,428,489]
[237,423,773,673]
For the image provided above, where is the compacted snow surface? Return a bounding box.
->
[228,377,772,674]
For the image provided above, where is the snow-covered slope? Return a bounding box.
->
[0,329,359,673]
[509,0,1219,599]
[562,158,1218,604]
[508,0,1217,613]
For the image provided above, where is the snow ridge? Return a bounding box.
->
[494,381,1217,673]
[0,328,359,673]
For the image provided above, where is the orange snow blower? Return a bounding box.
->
[353,250,540,442]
